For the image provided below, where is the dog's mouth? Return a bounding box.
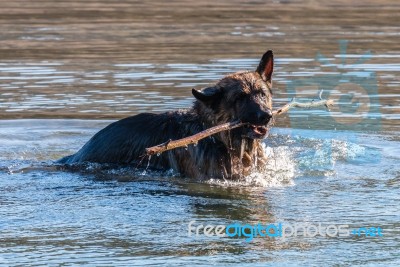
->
[251,124,268,135]
[245,124,269,139]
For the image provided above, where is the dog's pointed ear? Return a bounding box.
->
[256,50,274,83]
[192,87,222,103]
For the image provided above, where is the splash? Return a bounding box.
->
[207,143,296,188]
[3,127,379,187]
[245,145,296,187]
[205,127,381,188]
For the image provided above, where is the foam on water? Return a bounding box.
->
[0,122,380,189]
[207,144,296,188]
[0,120,399,266]
[206,128,386,188]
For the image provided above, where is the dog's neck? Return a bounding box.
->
[192,100,258,152]
[192,102,264,178]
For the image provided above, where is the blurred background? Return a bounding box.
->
[0,0,399,130]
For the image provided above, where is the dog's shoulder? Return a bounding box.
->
[59,109,206,165]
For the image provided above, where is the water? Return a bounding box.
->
[1,1,399,266]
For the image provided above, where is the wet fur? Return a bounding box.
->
[58,51,275,180]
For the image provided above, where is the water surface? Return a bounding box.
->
[0,0,399,266]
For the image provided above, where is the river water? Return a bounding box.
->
[0,1,399,266]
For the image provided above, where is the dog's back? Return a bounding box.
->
[58,110,231,179]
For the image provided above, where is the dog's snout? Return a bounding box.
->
[257,109,272,124]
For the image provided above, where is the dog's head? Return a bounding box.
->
[193,50,274,139]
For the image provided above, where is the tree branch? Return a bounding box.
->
[145,97,334,156]
[145,120,247,156]
[273,98,334,116]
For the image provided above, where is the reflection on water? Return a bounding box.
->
[0,0,400,266]
[0,120,399,265]
[0,1,399,131]
[1,57,399,130]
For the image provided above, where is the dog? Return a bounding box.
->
[58,50,274,180]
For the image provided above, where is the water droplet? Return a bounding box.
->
[145,155,151,171]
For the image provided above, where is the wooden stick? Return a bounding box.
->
[145,120,247,156]
[145,97,334,156]
[274,98,334,116]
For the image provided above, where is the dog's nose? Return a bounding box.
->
[257,109,272,124]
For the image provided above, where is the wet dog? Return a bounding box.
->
[58,50,274,179]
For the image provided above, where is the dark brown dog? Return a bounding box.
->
[58,50,274,179]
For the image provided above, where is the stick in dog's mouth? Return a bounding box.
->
[145,97,333,156]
